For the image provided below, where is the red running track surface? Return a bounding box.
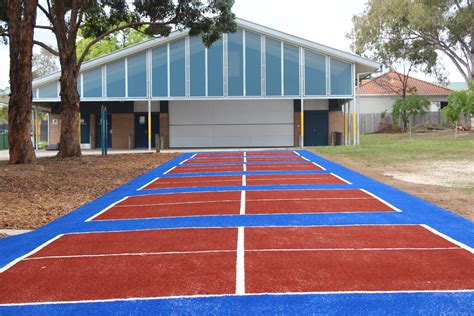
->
[246,174,347,186]
[244,225,474,293]
[168,165,244,174]
[143,176,242,190]
[93,191,241,221]
[246,163,323,171]
[245,189,395,214]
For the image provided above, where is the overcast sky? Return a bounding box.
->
[0,0,465,89]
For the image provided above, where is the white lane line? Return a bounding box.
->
[236,227,245,295]
[311,162,327,171]
[421,224,474,254]
[25,249,237,261]
[0,234,64,273]
[359,189,403,213]
[85,197,129,222]
[137,177,160,191]
[330,173,352,185]
[179,158,190,165]
[113,196,381,209]
[20,246,464,262]
[243,152,247,172]
[163,166,176,175]
[2,290,473,307]
[115,199,241,208]
[245,247,461,252]
[241,173,247,215]
[293,150,301,156]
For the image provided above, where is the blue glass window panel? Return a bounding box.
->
[83,68,102,98]
[228,29,243,96]
[284,43,299,96]
[38,82,57,98]
[245,31,261,96]
[265,37,281,96]
[152,45,168,97]
[305,50,326,96]
[106,59,125,97]
[207,38,223,96]
[128,53,147,97]
[170,39,186,97]
[190,36,206,96]
[330,58,352,95]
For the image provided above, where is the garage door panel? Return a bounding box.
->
[170,124,293,147]
[169,126,212,147]
[169,100,294,147]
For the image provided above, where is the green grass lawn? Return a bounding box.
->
[311,131,474,167]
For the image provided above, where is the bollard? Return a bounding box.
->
[155,134,160,153]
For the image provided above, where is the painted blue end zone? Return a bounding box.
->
[1,292,472,316]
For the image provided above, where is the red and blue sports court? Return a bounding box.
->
[0,150,472,315]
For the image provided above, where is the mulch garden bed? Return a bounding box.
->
[0,153,178,229]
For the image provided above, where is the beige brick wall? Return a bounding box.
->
[112,113,134,149]
[49,114,61,144]
[159,113,169,149]
[328,111,344,145]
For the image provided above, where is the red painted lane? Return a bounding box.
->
[168,165,243,174]
[94,191,241,220]
[246,189,394,214]
[246,157,304,162]
[245,225,457,250]
[184,158,244,164]
[0,252,236,304]
[246,163,322,171]
[246,174,346,186]
[143,176,242,190]
[194,152,243,158]
[246,249,474,293]
[245,225,474,293]
[31,228,237,258]
[246,151,298,157]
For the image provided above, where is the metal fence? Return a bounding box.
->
[0,123,8,150]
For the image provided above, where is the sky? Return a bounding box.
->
[0,0,466,89]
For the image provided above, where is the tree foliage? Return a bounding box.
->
[443,89,474,137]
[32,47,60,79]
[392,94,430,134]
[76,26,151,62]
[28,0,236,158]
[349,0,473,84]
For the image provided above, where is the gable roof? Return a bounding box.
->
[358,71,451,96]
[32,18,380,88]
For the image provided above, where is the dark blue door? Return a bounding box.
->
[80,114,90,144]
[304,111,328,146]
[135,113,159,148]
[95,114,112,148]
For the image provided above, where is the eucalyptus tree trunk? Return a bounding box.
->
[54,2,82,158]
[7,0,38,164]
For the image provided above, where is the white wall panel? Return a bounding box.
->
[169,100,293,147]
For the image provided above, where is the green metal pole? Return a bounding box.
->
[101,106,105,156]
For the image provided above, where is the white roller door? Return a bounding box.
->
[169,100,294,147]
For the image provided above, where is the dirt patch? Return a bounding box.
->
[0,153,178,229]
[384,160,474,188]
[318,155,474,220]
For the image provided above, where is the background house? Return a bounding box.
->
[356,71,467,133]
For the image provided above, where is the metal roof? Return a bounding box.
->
[32,18,381,88]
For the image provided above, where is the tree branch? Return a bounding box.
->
[33,41,59,56]
[37,4,52,21]
[77,20,172,67]
[35,25,54,31]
